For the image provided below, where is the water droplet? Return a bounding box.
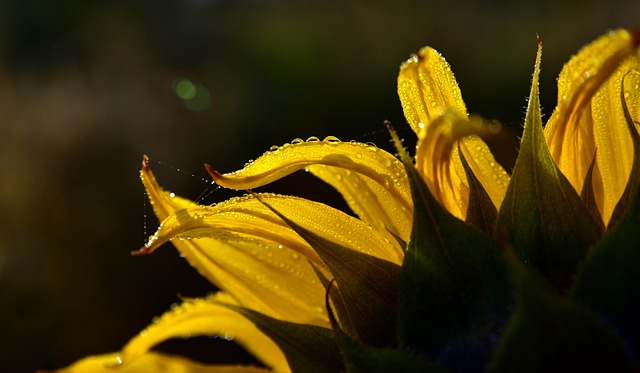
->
[355,153,363,159]
[269,145,280,151]
[291,138,304,145]
[115,356,123,365]
[169,192,176,198]
[290,252,300,260]
[324,135,341,143]
[306,136,319,142]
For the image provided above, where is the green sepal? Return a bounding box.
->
[607,70,640,229]
[390,129,510,371]
[229,305,344,373]
[496,44,602,292]
[580,151,606,231]
[335,331,454,373]
[324,280,454,373]
[257,196,401,347]
[489,253,631,372]
[460,145,498,235]
[572,176,640,363]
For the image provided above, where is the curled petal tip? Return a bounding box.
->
[383,119,394,132]
[205,163,222,180]
[142,155,150,170]
[131,245,152,256]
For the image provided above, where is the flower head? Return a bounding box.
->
[54,29,640,372]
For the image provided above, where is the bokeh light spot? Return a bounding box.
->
[174,78,197,100]
[173,78,211,112]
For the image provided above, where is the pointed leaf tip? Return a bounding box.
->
[497,38,602,292]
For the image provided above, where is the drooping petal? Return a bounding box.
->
[397,47,467,134]
[306,162,412,242]
[140,161,329,326]
[207,138,413,242]
[398,49,509,219]
[118,293,288,371]
[52,294,284,372]
[544,29,640,224]
[413,113,510,219]
[141,155,198,221]
[52,351,270,373]
[140,161,404,326]
[141,193,403,266]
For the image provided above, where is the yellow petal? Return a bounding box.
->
[140,162,329,326]
[114,293,288,371]
[399,47,509,219]
[207,138,412,240]
[139,164,403,326]
[397,46,467,135]
[307,161,412,242]
[413,113,509,219]
[142,193,403,265]
[53,351,270,373]
[141,155,197,221]
[544,29,640,224]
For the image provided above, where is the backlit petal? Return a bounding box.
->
[544,29,640,224]
[397,46,467,135]
[139,164,404,326]
[414,113,509,219]
[398,47,510,219]
[208,138,413,241]
[140,161,328,326]
[53,351,270,373]
[141,155,197,221]
[307,163,412,242]
[118,293,288,371]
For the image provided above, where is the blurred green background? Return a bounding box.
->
[0,0,637,371]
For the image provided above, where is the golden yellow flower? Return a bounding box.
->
[53,29,639,372]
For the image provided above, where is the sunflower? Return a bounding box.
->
[54,29,640,372]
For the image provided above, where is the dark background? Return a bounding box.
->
[0,0,637,371]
